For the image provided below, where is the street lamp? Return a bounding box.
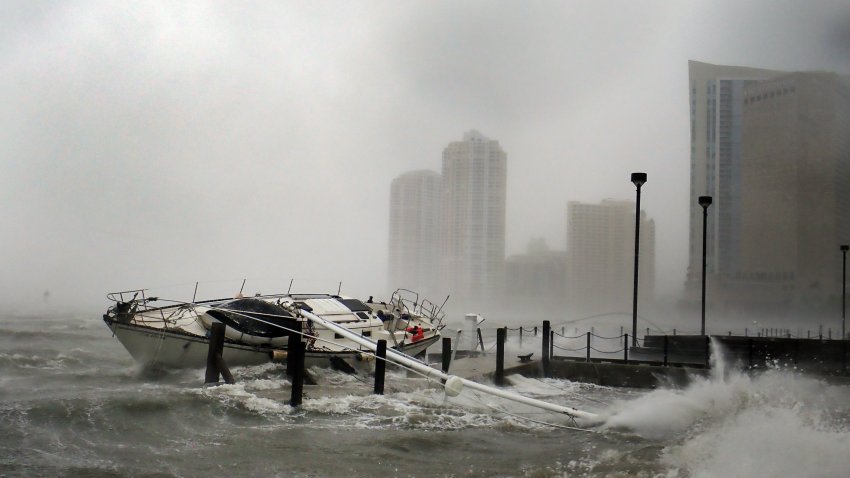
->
[841,244,848,340]
[699,196,713,336]
[630,172,647,346]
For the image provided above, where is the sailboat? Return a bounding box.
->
[103,288,444,370]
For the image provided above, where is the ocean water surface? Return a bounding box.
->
[1,311,849,477]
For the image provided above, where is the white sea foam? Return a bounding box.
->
[601,339,850,477]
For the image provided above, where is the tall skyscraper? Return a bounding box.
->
[388,170,442,294]
[687,61,783,288]
[737,72,850,309]
[566,199,655,314]
[440,130,507,301]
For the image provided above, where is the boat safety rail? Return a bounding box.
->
[389,288,448,329]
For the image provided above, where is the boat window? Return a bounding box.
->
[334,333,344,339]
[362,331,371,337]
[355,312,370,321]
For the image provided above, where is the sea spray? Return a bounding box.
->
[600,338,850,477]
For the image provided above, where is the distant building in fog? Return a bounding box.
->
[388,170,442,294]
[686,60,783,291]
[566,199,655,314]
[504,238,566,302]
[440,130,507,301]
[736,72,850,310]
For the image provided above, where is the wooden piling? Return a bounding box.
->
[289,340,305,407]
[549,330,554,359]
[286,334,299,377]
[374,339,387,395]
[441,337,452,374]
[663,335,668,366]
[495,328,506,386]
[542,321,551,377]
[586,332,591,362]
[624,334,629,363]
[204,322,226,385]
[477,328,485,355]
[704,335,711,369]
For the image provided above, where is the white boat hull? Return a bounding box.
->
[106,319,438,369]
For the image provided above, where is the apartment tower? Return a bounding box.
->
[440,130,507,301]
[388,170,442,294]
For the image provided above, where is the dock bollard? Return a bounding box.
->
[586,332,591,362]
[704,335,711,369]
[374,339,387,395]
[289,340,305,407]
[441,337,452,374]
[495,328,506,386]
[519,327,523,348]
[542,321,551,377]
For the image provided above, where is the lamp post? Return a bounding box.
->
[841,245,848,340]
[699,196,713,336]
[630,172,647,346]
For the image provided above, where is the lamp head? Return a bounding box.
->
[841,245,849,252]
[631,172,647,187]
[699,196,713,209]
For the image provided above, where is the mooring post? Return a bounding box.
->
[586,332,591,362]
[216,355,235,385]
[549,330,554,359]
[205,322,226,385]
[495,327,506,386]
[534,326,538,336]
[441,337,452,374]
[704,335,711,369]
[374,339,387,395]
[542,320,551,377]
[519,327,523,348]
[748,339,754,368]
[289,339,305,407]
[624,333,629,363]
[663,335,668,366]
[477,328,485,356]
[286,333,299,377]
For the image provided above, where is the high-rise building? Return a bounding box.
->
[440,130,507,301]
[388,170,442,294]
[687,61,783,288]
[566,199,655,314]
[737,72,850,309]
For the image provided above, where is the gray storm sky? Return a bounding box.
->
[2,0,849,311]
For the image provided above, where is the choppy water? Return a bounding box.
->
[1,311,849,477]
